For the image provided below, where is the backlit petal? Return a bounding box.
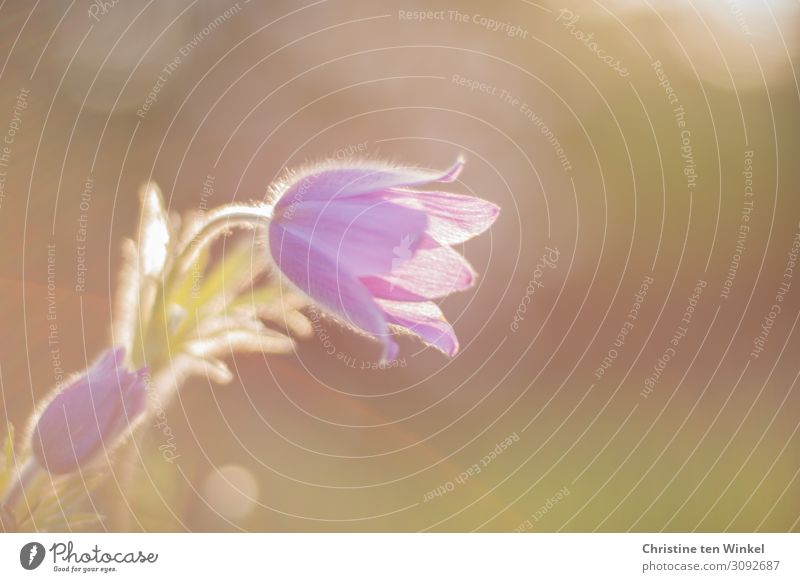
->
[268,224,394,358]
[277,198,427,276]
[361,235,475,301]
[274,157,465,210]
[390,189,499,245]
[378,299,459,356]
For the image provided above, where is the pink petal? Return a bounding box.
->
[361,235,475,301]
[385,338,400,361]
[430,156,465,183]
[274,157,465,210]
[268,224,394,358]
[377,299,459,357]
[277,198,427,277]
[389,189,500,245]
[93,346,126,377]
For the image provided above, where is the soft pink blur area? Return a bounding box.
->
[1,0,799,531]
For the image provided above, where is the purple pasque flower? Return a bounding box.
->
[267,157,499,360]
[30,347,147,474]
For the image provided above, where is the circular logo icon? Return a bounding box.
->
[20,542,46,570]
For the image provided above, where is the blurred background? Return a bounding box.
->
[0,0,799,531]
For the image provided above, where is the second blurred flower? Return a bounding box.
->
[30,347,147,475]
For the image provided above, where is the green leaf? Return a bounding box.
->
[192,241,262,311]
[168,242,262,348]
[12,469,107,532]
[168,245,211,308]
[32,472,104,519]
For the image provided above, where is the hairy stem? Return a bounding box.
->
[115,203,273,529]
[176,204,273,275]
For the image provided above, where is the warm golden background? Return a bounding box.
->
[1,0,799,531]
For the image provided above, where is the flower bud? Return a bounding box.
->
[30,347,147,474]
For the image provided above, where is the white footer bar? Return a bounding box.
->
[1,533,797,581]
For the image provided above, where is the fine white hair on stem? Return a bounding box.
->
[112,238,141,357]
[176,204,273,275]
